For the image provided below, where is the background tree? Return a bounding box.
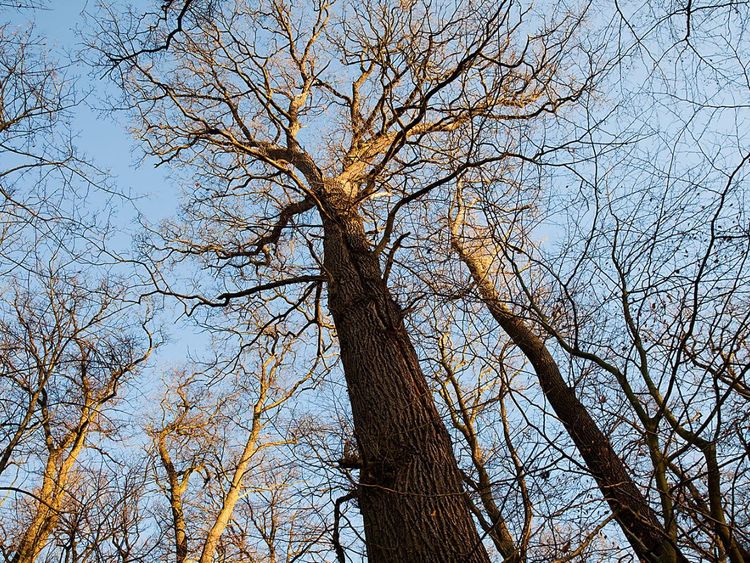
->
[0,269,153,563]
[449,182,687,562]
[145,328,328,563]
[0,4,107,272]
[2,1,749,561]
[426,2,750,559]
[1,6,158,560]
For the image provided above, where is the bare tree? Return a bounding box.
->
[0,5,161,560]
[4,1,745,561]
[449,182,688,562]
[92,0,593,557]
[0,16,107,272]
[521,159,750,561]
[42,461,159,563]
[146,331,324,563]
[431,2,750,560]
[0,270,153,563]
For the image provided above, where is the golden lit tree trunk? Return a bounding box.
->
[198,414,262,563]
[12,428,87,563]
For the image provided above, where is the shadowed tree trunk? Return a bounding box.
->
[89,0,593,557]
[451,203,686,563]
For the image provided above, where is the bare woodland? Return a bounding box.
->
[1,0,749,561]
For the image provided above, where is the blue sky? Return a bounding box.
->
[7,1,213,373]
[12,1,176,219]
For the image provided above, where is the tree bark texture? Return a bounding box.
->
[322,201,490,562]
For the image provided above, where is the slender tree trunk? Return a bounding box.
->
[451,228,687,563]
[12,432,86,563]
[164,471,189,563]
[436,349,520,561]
[320,198,490,562]
[471,460,519,562]
[198,415,261,563]
[703,444,750,563]
[12,451,63,563]
[156,438,189,563]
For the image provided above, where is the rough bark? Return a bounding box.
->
[321,194,490,562]
[452,231,687,563]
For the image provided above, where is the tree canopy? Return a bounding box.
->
[1,1,749,561]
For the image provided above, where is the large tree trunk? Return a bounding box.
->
[321,201,490,562]
[451,230,687,563]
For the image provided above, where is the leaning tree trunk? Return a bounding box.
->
[451,230,687,563]
[320,198,490,562]
[11,451,64,563]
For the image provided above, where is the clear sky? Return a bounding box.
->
[7,1,213,375]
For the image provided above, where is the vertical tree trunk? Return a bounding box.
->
[156,437,189,563]
[321,205,490,562]
[169,485,189,563]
